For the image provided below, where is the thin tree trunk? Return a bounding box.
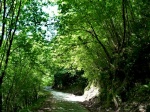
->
[0,79,3,111]
[0,1,22,111]
[0,0,6,47]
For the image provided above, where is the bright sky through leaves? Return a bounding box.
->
[42,4,58,41]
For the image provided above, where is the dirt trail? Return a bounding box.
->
[38,88,89,112]
[51,90,85,102]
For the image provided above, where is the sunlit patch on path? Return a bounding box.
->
[51,90,85,102]
[40,87,89,112]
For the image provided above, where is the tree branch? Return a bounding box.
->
[86,19,112,63]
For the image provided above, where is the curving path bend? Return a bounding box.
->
[40,86,89,112]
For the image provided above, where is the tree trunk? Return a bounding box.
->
[0,77,3,111]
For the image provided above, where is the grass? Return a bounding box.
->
[19,90,51,112]
[51,100,89,112]
[19,88,89,112]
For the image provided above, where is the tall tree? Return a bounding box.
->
[0,0,52,111]
[55,0,150,110]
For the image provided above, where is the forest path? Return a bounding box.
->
[38,87,89,112]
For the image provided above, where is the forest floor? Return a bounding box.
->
[35,87,149,112]
[37,88,90,112]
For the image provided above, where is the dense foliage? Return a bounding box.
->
[0,0,54,111]
[0,0,149,111]
[53,0,150,111]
